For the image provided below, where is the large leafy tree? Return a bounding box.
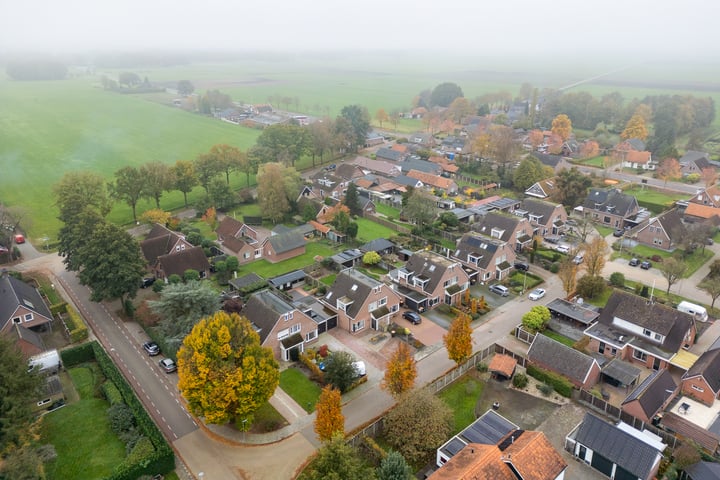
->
[256,124,312,166]
[521,306,551,333]
[194,152,222,193]
[177,311,279,425]
[382,343,417,398]
[430,82,464,107]
[660,257,686,295]
[140,162,175,209]
[576,274,606,299]
[53,171,112,223]
[513,156,551,191]
[256,162,301,224]
[551,114,573,141]
[699,277,720,310]
[57,209,105,271]
[177,80,194,95]
[309,119,335,166]
[557,258,578,297]
[172,160,198,207]
[656,158,682,186]
[314,386,344,442]
[376,451,413,480]
[339,105,371,151]
[110,166,146,222]
[148,280,220,348]
[0,336,42,450]
[301,434,375,480]
[207,144,246,185]
[444,314,473,366]
[384,388,453,464]
[403,190,436,231]
[344,182,361,216]
[375,108,389,128]
[323,351,358,393]
[552,167,591,209]
[621,113,648,141]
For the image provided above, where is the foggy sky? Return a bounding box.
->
[1,0,718,56]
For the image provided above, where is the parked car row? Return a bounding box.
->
[142,341,177,373]
[629,258,652,269]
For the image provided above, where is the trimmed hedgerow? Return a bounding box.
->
[60,342,95,367]
[526,365,573,398]
[102,381,124,405]
[65,305,89,343]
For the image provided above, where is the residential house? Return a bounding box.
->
[408,132,434,146]
[621,369,678,423]
[261,232,306,263]
[365,131,384,147]
[428,155,460,176]
[392,250,470,312]
[584,290,696,371]
[583,188,640,229]
[433,409,567,479]
[441,136,466,153]
[322,268,401,333]
[681,348,720,406]
[407,170,458,195]
[0,271,54,336]
[400,158,443,175]
[680,151,713,176]
[683,203,720,225]
[375,147,406,163]
[632,209,685,251]
[566,412,664,480]
[525,177,559,200]
[335,163,366,182]
[527,334,601,389]
[470,212,534,252]
[515,198,567,237]
[140,223,194,268]
[393,175,424,189]
[353,156,402,177]
[688,185,720,208]
[7,323,45,358]
[621,150,655,170]
[532,153,573,173]
[452,233,516,283]
[155,246,211,281]
[215,216,258,263]
[357,192,377,215]
[242,289,319,361]
[683,461,720,480]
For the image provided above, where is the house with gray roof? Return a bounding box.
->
[261,232,306,263]
[375,147,406,162]
[392,250,470,312]
[435,409,518,466]
[393,175,424,189]
[470,211,534,252]
[632,209,685,251]
[515,198,567,237]
[353,156,402,176]
[684,461,720,480]
[584,290,696,371]
[621,369,678,423]
[681,348,720,407]
[527,334,601,389]
[156,246,211,281]
[0,272,54,339]
[452,233,516,283]
[399,158,442,175]
[583,188,640,230]
[7,323,45,358]
[140,223,194,267]
[680,151,713,176]
[242,289,319,361]
[215,216,257,262]
[525,177,559,199]
[566,412,664,480]
[532,153,573,173]
[322,268,401,333]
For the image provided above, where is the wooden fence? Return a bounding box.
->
[515,326,536,345]
[493,344,528,368]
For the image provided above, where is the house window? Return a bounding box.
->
[429,297,440,306]
[603,216,611,224]
[598,342,605,354]
[24,313,33,322]
[692,384,705,393]
[611,347,617,356]
[12,317,21,324]
[390,304,399,312]
[290,324,301,334]
[654,333,662,341]
[244,252,251,259]
[373,286,381,294]
[351,320,365,332]
[379,297,387,306]
[643,329,652,337]
[633,350,648,362]
[37,398,51,407]
[305,330,317,342]
[284,312,293,321]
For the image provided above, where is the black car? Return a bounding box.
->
[613,229,624,237]
[514,261,529,272]
[640,260,652,270]
[143,341,160,356]
[629,258,640,266]
[140,277,156,288]
[402,311,422,325]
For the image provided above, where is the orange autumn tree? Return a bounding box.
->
[382,342,417,398]
[551,114,572,141]
[177,311,279,425]
[444,314,473,366]
[315,385,344,442]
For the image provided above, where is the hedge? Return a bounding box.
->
[65,305,89,343]
[50,302,68,316]
[60,342,95,367]
[526,364,574,398]
[102,381,124,405]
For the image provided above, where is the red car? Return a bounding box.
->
[14,234,25,244]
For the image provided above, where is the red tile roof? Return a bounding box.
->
[488,354,517,377]
[407,170,455,190]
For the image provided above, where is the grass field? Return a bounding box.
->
[234,240,338,278]
[42,366,126,480]
[624,185,688,212]
[355,217,399,243]
[438,375,484,434]
[279,367,321,413]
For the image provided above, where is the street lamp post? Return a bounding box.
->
[522,270,528,294]
[242,418,248,442]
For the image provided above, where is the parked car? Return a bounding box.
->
[706,238,715,245]
[402,311,422,325]
[629,258,640,267]
[613,229,624,237]
[14,234,25,244]
[143,341,160,356]
[640,260,652,270]
[489,284,509,297]
[140,277,156,289]
[159,358,177,373]
[573,254,584,265]
[514,261,529,272]
[528,288,546,301]
[555,245,570,254]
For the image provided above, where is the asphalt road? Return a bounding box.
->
[575,165,700,194]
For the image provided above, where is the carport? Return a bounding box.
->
[546,298,600,328]
[268,270,306,291]
[395,285,428,312]
[601,358,641,389]
[488,354,517,380]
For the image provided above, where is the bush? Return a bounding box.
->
[300,352,324,382]
[512,373,528,389]
[59,342,95,367]
[609,272,625,287]
[538,383,554,396]
[49,302,68,315]
[550,262,559,274]
[102,381,124,405]
[65,305,89,342]
[526,364,573,397]
[108,402,136,436]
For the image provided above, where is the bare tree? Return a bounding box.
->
[699,277,720,310]
[557,259,578,297]
[659,257,686,295]
[583,237,608,277]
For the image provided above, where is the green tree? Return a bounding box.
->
[172,159,198,207]
[257,162,300,223]
[177,311,279,425]
[552,167,592,208]
[363,251,382,265]
[57,209,105,271]
[110,166,146,222]
[0,336,42,450]
[444,314,473,365]
[309,119,335,166]
[384,388,453,464]
[660,257,686,294]
[521,306,551,333]
[513,156,549,191]
[301,434,376,480]
[140,162,175,209]
[430,82,464,107]
[340,105,371,151]
[177,80,194,95]
[403,190,436,231]
[346,221,359,240]
[207,177,235,210]
[609,272,625,287]
[344,182,361,216]
[0,445,43,480]
[376,450,413,480]
[576,274,607,299]
[194,152,222,194]
[208,144,246,185]
[700,277,720,310]
[323,351,358,393]
[53,171,112,223]
[256,124,312,166]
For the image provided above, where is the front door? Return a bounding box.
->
[653,357,661,371]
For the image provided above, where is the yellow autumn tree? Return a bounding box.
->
[139,208,171,226]
[382,342,417,398]
[177,311,279,425]
[621,114,648,141]
[551,114,573,141]
[443,314,473,366]
[314,385,344,442]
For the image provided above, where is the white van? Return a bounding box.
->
[28,349,61,375]
[677,301,708,322]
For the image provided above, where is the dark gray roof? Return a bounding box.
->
[601,358,641,387]
[141,224,185,264]
[375,147,405,162]
[243,290,296,343]
[228,273,264,290]
[268,270,306,288]
[335,163,364,181]
[575,413,662,479]
[405,250,462,294]
[400,159,442,175]
[518,198,561,224]
[360,238,395,253]
[272,225,292,235]
[449,208,473,220]
[157,246,210,278]
[439,409,517,460]
[626,138,646,151]
[393,175,423,187]
[622,369,677,419]
[0,274,54,331]
[584,188,639,217]
[324,269,381,319]
[267,232,305,254]
[9,323,45,352]
[680,150,711,165]
[683,348,720,394]
[471,212,525,243]
[635,209,685,243]
[331,249,363,265]
[546,298,599,325]
[527,334,597,385]
[454,233,502,270]
[685,461,720,480]
[532,153,564,167]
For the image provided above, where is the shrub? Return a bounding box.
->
[102,381,124,405]
[65,305,89,342]
[49,302,68,315]
[318,345,329,358]
[550,262,559,274]
[59,342,95,367]
[526,365,573,397]
[300,352,324,382]
[538,383,554,396]
[609,272,625,287]
[512,373,528,389]
[476,363,488,373]
[108,402,136,436]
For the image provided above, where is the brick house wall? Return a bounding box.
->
[681,377,717,406]
[2,305,53,334]
[334,287,401,333]
[635,225,671,250]
[261,310,319,361]
[262,245,306,264]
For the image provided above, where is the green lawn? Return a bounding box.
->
[321,274,337,286]
[375,203,400,219]
[355,217,399,243]
[542,331,575,347]
[595,225,615,237]
[614,245,713,278]
[42,366,127,480]
[438,376,484,434]
[235,241,338,278]
[249,401,288,432]
[279,367,322,413]
[578,156,606,168]
[624,186,688,213]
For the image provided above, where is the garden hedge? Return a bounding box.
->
[65,305,89,343]
[102,381,124,405]
[49,302,68,316]
[526,365,574,398]
[59,342,95,367]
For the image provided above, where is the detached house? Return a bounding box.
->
[242,289,319,361]
[681,347,720,406]
[621,150,655,170]
[0,272,54,342]
[525,177,559,200]
[680,151,713,176]
[632,209,685,251]
[452,233,516,283]
[583,188,640,229]
[261,232,306,263]
[688,185,720,208]
[215,216,259,263]
[322,268,401,333]
[392,250,470,312]
[406,170,458,195]
[353,156,402,177]
[584,291,696,371]
[621,369,678,423]
[470,212,534,253]
[141,224,210,281]
[515,198,567,237]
